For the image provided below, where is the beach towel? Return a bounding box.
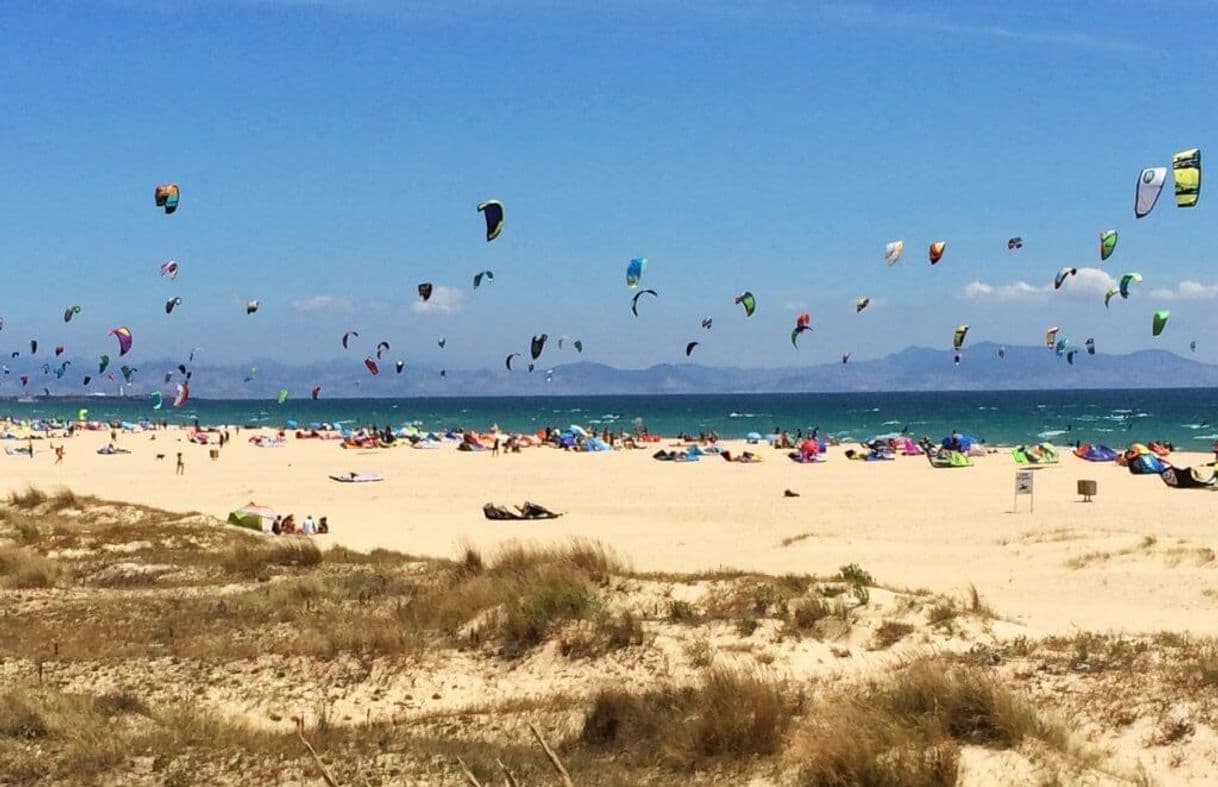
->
[329,472,384,483]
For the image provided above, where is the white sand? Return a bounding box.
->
[6,428,1216,636]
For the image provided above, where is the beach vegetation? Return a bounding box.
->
[220,538,323,576]
[872,620,916,650]
[0,547,64,589]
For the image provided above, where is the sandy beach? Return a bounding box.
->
[6,427,1215,637]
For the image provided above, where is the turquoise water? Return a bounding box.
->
[4,389,1218,448]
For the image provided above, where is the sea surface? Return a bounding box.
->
[4,389,1218,448]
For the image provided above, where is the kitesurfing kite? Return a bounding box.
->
[63,306,80,323]
[530,334,547,360]
[154,183,180,214]
[1191,340,1197,353]
[151,391,163,410]
[364,358,379,375]
[54,362,69,379]
[174,383,189,407]
[1119,272,1143,298]
[884,241,904,266]
[120,366,135,383]
[952,324,969,350]
[98,355,110,374]
[82,375,91,386]
[110,327,132,356]
[1104,287,1120,308]
[841,353,850,364]
[478,200,504,242]
[626,258,646,288]
[790,313,812,348]
[245,300,260,315]
[701,317,713,329]
[929,241,946,264]
[573,340,583,353]
[160,260,179,279]
[1055,339,1068,358]
[1066,349,1078,365]
[438,338,446,348]
[54,346,64,357]
[1054,267,1078,290]
[1173,148,1201,207]
[395,360,405,374]
[1007,237,1023,250]
[1135,167,1167,218]
[342,331,358,349]
[311,386,321,400]
[29,340,37,354]
[685,341,699,357]
[1153,310,1170,337]
[473,270,494,289]
[1100,230,1118,262]
[505,353,521,371]
[376,341,390,360]
[855,298,870,313]
[734,291,756,317]
[417,283,433,302]
[165,297,182,314]
[631,289,657,317]
[277,389,289,405]
[1045,327,1059,349]
[997,346,1006,359]
[1085,337,1096,355]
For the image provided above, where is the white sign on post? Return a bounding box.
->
[1014,470,1034,512]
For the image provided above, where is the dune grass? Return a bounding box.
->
[0,547,64,589]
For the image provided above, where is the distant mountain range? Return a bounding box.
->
[15,342,1218,399]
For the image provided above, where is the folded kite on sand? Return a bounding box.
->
[482,502,563,520]
[329,472,384,483]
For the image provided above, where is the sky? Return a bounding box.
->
[2,0,1217,381]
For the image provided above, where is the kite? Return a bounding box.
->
[243,367,257,383]
[997,346,1006,359]
[952,324,969,350]
[30,340,36,355]
[1045,327,1059,349]
[160,260,179,279]
[505,353,521,371]
[530,334,548,360]
[177,364,187,375]
[1081,337,1094,356]
[855,297,870,313]
[841,353,850,364]
[154,183,180,214]
[734,291,756,317]
[164,372,173,383]
[246,300,260,315]
[1135,167,1167,218]
[174,383,189,407]
[1055,339,1068,358]
[1119,272,1143,298]
[631,289,657,317]
[477,200,504,242]
[1054,267,1078,290]
[376,341,390,359]
[1100,230,1118,262]
[54,346,64,357]
[395,360,405,374]
[954,353,961,366]
[165,297,182,314]
[573,340,583,353]
[626,257,646,288]
[78,409,87,422]
[189,347,201,362]
[1007,237,1023,250]
[9,353,17,359]
[473,270,494,289]
[1066,349,1078,365]
[19,375,27,387]
[701,317,713,329]
[790,312,812,348]
[685,341,699,357]
[1173,148,1201,207]
[151,391,163,410]
[440,370,447,378]
[1104,287,1120,308]
[98,355,110,374]
[40,363,50,375]
[884,241,904,266]
[1152,310,1170,337]
[438,337,447,348]
[311,386,321,400]
[1190,340,1197,353]
[342,330,359,349]
[110,327,133,356]
[364,358,379,375]
[63,305,80,323]
[277,389,289,405]
[82,375,91,386]
[417,283,433,302]
[120,365,135,383]
[929,241,947,264]
[53,362,69,379]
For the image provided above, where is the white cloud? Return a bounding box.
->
[961,268,1114,303]
[412,285,465,315]
[1150,281,1218,301]
[292,295,353,313]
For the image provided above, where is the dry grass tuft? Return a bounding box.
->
[7,486,48,510]
[0,547,64,589]
[872,621,916,650]
[220,538,323,576]
[581,665,794,768]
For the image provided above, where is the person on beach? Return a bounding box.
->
[271,515,282,535]
[27,436,34,459]
[317,516,329,534]
[492,436,500,456]
[53,445,63,465]
[176,452,184,475]
[302,515,316,535]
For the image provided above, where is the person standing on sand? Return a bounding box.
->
[27,436,34,459]
[176,452,184,475]
[54,445,63,465]
[492,437,500,456]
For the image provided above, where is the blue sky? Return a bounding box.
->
[2,0,1216,376]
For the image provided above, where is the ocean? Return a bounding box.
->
[3,389,1217,448]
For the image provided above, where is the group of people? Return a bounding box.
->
[270,513,329,535]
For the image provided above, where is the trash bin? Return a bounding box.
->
[1077,479,1097,502]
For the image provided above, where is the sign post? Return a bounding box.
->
[1014,470,1034,512]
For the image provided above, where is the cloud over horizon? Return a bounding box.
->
[411,286,465,315]
[960,268,1115,303]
